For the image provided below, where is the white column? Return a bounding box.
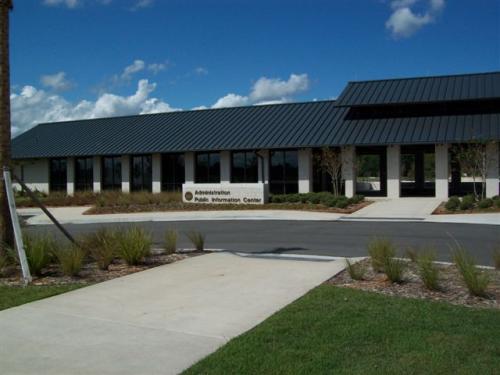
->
[93,156,101,193]
[298,148,313,193]
[486,141,499,198]
[152,153,162,193]
[435,144,449,199]
[66,157,74,196]
[258,150,269,184]
[341,146,356,198]
[121,155,130,193]
[220,151,231,184]
[184,152,195,183]
[387,145,400,198]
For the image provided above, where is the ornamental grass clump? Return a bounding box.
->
[345,259,366,281]
[453,247,490,297]
[416,250,440,291]
[116,227,152,265]
[164,229,178,255]
[186,231,205,251]
[55,244,85,277]
[383,257,406,283]
[23,234,57,276]
[81,229,117,270]
[367,237,396,272]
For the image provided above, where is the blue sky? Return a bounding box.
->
[9,0,499,134]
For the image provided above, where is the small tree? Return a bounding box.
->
[452,141,492,200]
[316,147,342,196]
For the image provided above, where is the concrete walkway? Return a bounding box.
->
[346,197,441,220]
[0,253,344,375]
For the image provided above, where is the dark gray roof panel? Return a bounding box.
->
[336,72,500,106]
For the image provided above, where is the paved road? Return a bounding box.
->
[27,220,500,266]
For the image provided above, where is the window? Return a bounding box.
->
[49,158,67,192]
[231,151,258,183]
[102,156,122,190]
[75,157,93,191]
[269,150,298,194]
[195,152,220,183]
[131,155,152,192]
[161,153,185,191]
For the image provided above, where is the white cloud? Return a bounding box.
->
[11,79,178,136]
[147,62,169,74]
[119,59,145,82]
[43,0,80,8]
[211,73,310,109]
[386,0,445,38]
[130,0,154,11]
[194,67,208,76]
[40,72,73,91]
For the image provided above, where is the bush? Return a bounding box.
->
[416,250,440,291]
[384,257,406,283]
[453,247,490,297]
[350,194,365,204]
[55,245,85,276]
[478,198,493,209]
[367,238,396,272]
[492,247,500,270]
[495,198,500,208]
[308,193,322,204]
[164,229,178,255]
[23,234,57,276]
[81,229,117,270]
[186,231,205,251]
[0,253,8,276]
[444,196,460,211]
[270,195,286,204]
[405,247,418,263]
[459,195,475,210]
[335,197,349,209]
[345,259,366,281]
[116,227,152,265]
[324,196,338,208]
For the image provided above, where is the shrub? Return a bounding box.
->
[384,257,406,283]
[164,229,178,255]
[186,231,205,251]
[367,237,396,272]
[55,245,85,276]
[81,229,117,270]
[23,234,57,276]
[324,196,338,208]
[116,227,152,265]
[335,197,350,209]
[345,259,366,281]
[0,253,8,276]
[350,194,365,204]
[416,250,440,291]
[405,247,418,263]
[444,196,460,211]
[308,193,322,204]
[453,247,490,297]
[495,198,500,208]
[286,194,301,203]
[459,195,475,210]
[478,198,493,209]
[492,246,500,270]
[270,195,286,204]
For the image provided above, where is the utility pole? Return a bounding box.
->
[0,0,14,253]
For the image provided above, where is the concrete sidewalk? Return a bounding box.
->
[0,252,344,375]
[346,197,441,220]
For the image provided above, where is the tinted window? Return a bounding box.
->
[231,151,258,183]
[269,150,298,194]
[49,158,67,192]
[102,156,122,190]
[130,155,152,192]
[75,157,93,191]
[195,152,220,183]
[161,153,185,191]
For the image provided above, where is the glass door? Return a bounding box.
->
[401,145,435,197]
[356,147,387,196]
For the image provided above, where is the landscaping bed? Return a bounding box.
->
[329,258,499,310]
[434,194,500,214]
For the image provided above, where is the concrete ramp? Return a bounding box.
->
[344,198,442,221]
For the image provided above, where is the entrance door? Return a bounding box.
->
[356,147,387,196]
[400,145,435,197]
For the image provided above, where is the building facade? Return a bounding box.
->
[12,72,500,203]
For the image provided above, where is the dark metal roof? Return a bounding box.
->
[336,72,500,106]
[12,72,500,160]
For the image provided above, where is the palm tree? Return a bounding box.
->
[0,0,14,252]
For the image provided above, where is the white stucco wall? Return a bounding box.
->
[121,155,130,193]
[12,159,50,194]
[386,145,400,198]
[435,144,449,199]
[152,153,162,193]
[220,151,231,184]
[298,148,312,193]
[184,152,195,184]
[341,146,356,198]
[66,157,75,196]
[93,156,101,193]
[486,141,499,198]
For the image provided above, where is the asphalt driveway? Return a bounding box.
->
[0,253,344,375]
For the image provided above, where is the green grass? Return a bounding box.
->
[184,286,500,375]
[0,284,83,311]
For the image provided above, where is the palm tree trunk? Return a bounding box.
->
[0,0,14,253]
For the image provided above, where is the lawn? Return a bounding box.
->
[0,284,83,311]
[184,286,500,375]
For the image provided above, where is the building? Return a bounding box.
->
[11,72,500,203]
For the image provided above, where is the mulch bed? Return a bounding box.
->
[328,258,500,310]
[0,249,205,287]
[84,201,372,215]
[433,202,500,215]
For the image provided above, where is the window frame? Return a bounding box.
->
[230,151,258,183]
[74,156,93,192]
[101,155,122,191]
[130,154,153,192]
[49,158,67,193]
[161,153,185,192]
[269,149,299,195]
[195,152,220,184]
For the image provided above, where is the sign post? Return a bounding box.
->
[3,167,31,285]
